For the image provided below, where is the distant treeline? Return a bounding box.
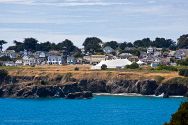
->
[0,34,188,55]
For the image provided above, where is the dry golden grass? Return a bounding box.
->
[1,65,180,81]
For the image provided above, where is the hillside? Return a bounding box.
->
[0,65,180,82]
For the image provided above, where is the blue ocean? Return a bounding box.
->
[0,95,186,125]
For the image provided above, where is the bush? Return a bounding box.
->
[74,67,79,71]
[163,77,188,86]
[126,62,139,69]
[0,56,12,61]
[156,65,178,71]
[165,102,188,125]
[154,76,165,83]
[179,69,188,77]
[177,58,188,66]
[101,64,107,70]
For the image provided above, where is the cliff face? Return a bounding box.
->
[78,79,188,96]
[0,82,92,99]
[0,76,188,98]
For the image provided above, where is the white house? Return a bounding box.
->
[174,49,188,60]
[4,61,16,66]
[47,55,64,65]
[39,52,46,58]
[23,56,36,66]
[4,50,17,59]
[147,47,154,54]
[15,60,23,66]
[67,56,76,64]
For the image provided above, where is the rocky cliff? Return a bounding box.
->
[0,82,93,99]
[0,76,188,99]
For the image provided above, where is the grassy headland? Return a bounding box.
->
[0,65,184,82]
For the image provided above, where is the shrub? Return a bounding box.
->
[177,58,188,66]
[74,67,79,71]
[156,65,178,71]
[154,76,165,83]
[126,62,139,69]
[0,56,12,61]
[165,102,188,125]
[163,77,188,86]
[101,64,107,70]
[179,69,188,77]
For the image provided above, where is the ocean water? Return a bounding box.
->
[0,96,186,125]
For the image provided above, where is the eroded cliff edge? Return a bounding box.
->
[0,75,188,99]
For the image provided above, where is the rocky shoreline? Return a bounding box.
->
[0,76,188,99]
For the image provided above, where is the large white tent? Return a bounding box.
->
[91,59,132,70]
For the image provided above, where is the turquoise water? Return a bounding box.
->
[0,96,186,125]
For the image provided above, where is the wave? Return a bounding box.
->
[94,93,185,98]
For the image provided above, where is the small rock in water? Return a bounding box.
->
[163,93,169,98]
[65,91,93,99]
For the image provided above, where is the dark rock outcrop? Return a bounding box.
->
[79,79,107,93]
[155,84,188,96]
[163,93,169,98]
[0,83,92,99]
[135,80,158,95]
[105,79,158,95]
[65,91,93,99]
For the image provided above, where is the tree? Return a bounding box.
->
[8,40,24,52]
[13,40,23,46]
[36,41,52,52]
[152,38,175,48]
[101,64,107,70]
[23,38,38,52]
[0,40,7,51]
[103,41,118,50]
[176,58,188,66]
[57,39,76,54]
[177,34,188,49]
[119,42,127,50]
[0,56,13,61]
[126,42,134,47]
[83,37,103,54]
[134,38,152,48]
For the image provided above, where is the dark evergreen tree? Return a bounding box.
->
[83,37,103,54]
[177,34,188,49]
[103,41,118,49]
[0,40,7,51]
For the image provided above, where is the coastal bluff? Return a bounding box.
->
[0,75,188,99]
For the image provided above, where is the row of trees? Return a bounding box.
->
[6,38,80,55]
[0,34,188,54]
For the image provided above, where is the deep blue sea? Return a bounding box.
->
[0,95,186,125]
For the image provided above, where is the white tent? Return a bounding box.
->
[136,60,145,65]
[91,59,132,70]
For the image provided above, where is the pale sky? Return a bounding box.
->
[0,0,188,49]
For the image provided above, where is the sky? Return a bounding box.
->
[0,0,188,49]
